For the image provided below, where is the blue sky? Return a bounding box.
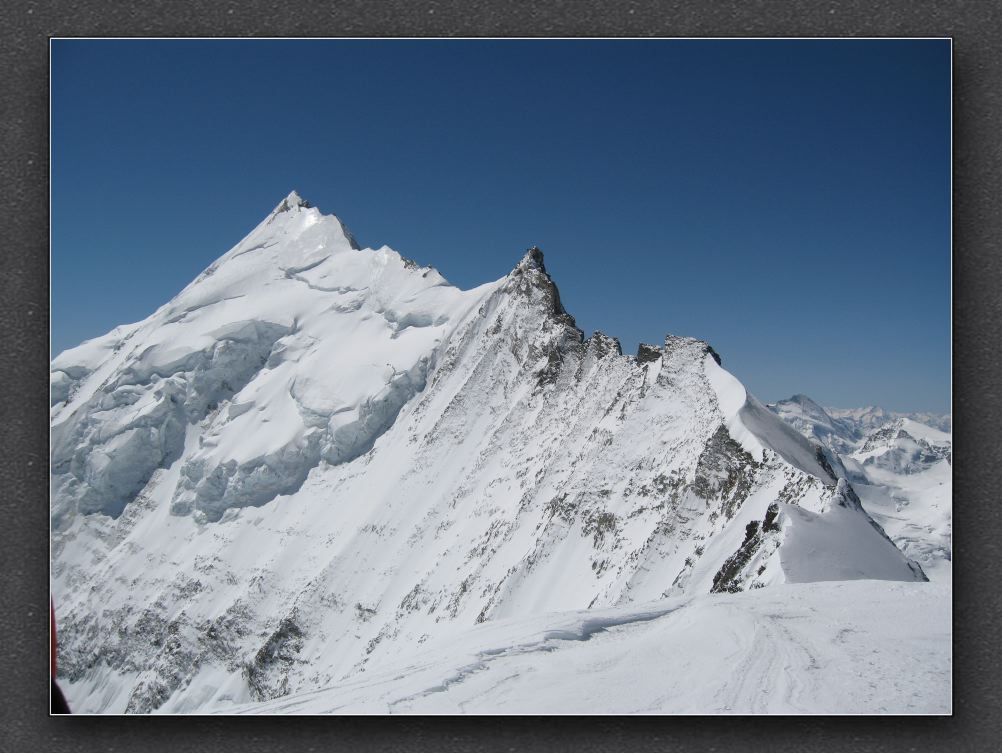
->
[51,39,950,413]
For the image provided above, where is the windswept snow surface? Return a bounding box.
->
[52,193,938,714]
[223,581,950,715]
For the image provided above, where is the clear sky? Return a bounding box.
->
[51,39,951,413]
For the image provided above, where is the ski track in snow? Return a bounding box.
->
[223,581,949,715]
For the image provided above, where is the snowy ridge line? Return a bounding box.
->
[767,392,951,580]
[52,192,934,714]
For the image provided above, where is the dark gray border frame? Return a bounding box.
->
[4,1,999,751]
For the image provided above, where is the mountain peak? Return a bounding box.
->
[264,190,360,250]
[790,394,822,408]
[515,246,547,274]
[662,334,722,366]
[272,190,311,214]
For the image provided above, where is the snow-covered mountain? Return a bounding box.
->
[768,394,862,455]
[769,396,952,581]
[51,193,932,714]
[828,405,952,434]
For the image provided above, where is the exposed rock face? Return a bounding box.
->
[245,615,305,702]
[636,343,662,364]
[693,425,760,521]
[711,503,782,594]
[51,194,926,713]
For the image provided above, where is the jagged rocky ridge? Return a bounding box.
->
[51,193,927,713]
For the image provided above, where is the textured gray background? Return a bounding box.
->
[2,1,999,750]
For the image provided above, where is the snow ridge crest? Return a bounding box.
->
[272,189,310,214]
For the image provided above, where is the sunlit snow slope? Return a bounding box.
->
[227,581,950,715]
[51,193,929,714]
[770,396,952,581]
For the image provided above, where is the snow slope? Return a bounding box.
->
[51,192,496,523]
[769,397,952,581]
[221,580,950,715]
[51,193,930,714]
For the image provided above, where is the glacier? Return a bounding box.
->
[50,192,944,714]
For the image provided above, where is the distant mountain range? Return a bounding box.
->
[768,394,951,580]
